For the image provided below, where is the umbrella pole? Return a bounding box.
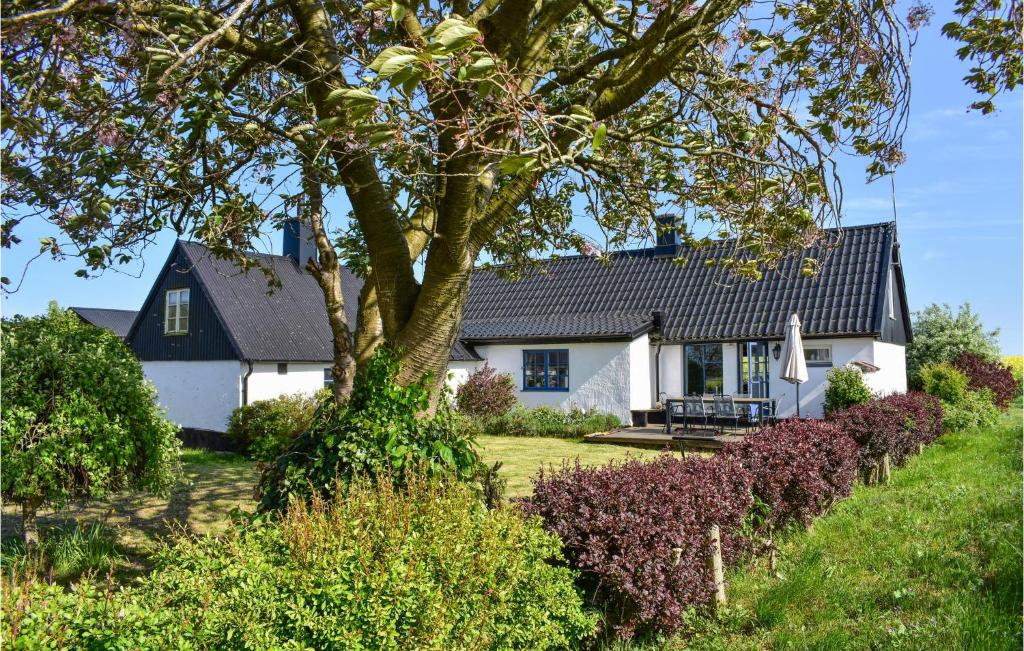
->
[795,383,800,418]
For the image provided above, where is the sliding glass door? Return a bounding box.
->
[685,344,723,395]
[739,341,770,398]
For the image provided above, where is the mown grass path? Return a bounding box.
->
[682,408,1022,650]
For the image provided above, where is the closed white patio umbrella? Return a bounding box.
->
[779,313,809,417]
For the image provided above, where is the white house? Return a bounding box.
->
[112,222,362,443]
[75,220,910,441]
[447,221,911,422]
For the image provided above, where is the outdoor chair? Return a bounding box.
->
[712,395,752,434]
[683,396,711,431]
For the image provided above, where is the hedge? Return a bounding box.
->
[829,391,942,475]
[525,391,946,642]
[721,419,858,532]
[521,455,753,640]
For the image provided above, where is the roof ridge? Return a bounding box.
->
[475,221,896,270]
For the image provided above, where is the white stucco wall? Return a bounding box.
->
[455,341,639,422]
[866,341,908,397]
[447,335,907,423]
[143,360,242,432]
[246,362,331,403]
[629,334,653,411]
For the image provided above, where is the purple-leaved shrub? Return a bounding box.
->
[830,391,943,474]
[520,455,753,640]
[721,419,858,531]
[455,364,517,418]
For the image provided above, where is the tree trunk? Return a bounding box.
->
[391,241,474,405]
[303,168,356,403]
[354,279,383,371]
[22,499,40,547]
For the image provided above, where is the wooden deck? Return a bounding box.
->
[584,426,746,451]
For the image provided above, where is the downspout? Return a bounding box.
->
[655,342,662,403]
[241,360,254,406]
[652,311,665,404]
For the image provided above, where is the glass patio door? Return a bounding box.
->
[740,341,770,398]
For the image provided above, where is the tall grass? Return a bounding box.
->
[2,521,123,581]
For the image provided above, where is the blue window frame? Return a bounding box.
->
[523,349,569,391]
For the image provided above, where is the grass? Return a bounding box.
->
[0,448,259,575]
[1,521,124,582]
[477,435,653,497]
[675,406,1023,650]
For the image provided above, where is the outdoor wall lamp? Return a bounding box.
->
[772,343,782,360]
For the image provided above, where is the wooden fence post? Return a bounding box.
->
[880,454,891,484]
[707,524,727,609]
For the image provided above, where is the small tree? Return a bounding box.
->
[1,304,181,545]
[907,303,1000,384]
[823,366,873,416]
[455,364,517,419]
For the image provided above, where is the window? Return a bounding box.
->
[888,268,895,319]
[804,345,833,367]
[685,344,723,395]
[164,288,190,334]
[277,363,288,375]
[323,368,334,388]
[523,350,569,391]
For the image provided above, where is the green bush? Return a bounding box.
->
[467,406,622,438]
[258,348,483,511]
[3,477,596,649]
[920,362,999,431]
[823,366,873,415]
[1,304,181,545]
[227,391,326,461]
[939,388,1000,432]
[920,362,970,403]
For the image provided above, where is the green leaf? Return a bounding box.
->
[376,54,419,80]
[368,46,417,73]
[592,123,607,151]
[499,155,538,175]
[390,1,405,23]
[432,19,479,52]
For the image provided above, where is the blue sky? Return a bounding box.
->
[3,5,1022,354]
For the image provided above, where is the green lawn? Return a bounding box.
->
[478,435,653,497]
[677,407,1023,650]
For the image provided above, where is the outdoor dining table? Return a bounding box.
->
[662,396,777,435]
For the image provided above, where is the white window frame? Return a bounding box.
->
[164,288,190,335]
[804,344,833,367]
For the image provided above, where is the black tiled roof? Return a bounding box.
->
[460,222,903,343]
[69,307,138,339]
[178,241,363,362]
[450,339,482,361]
[461,313,654,342]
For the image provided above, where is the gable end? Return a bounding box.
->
[127,242,241,361]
